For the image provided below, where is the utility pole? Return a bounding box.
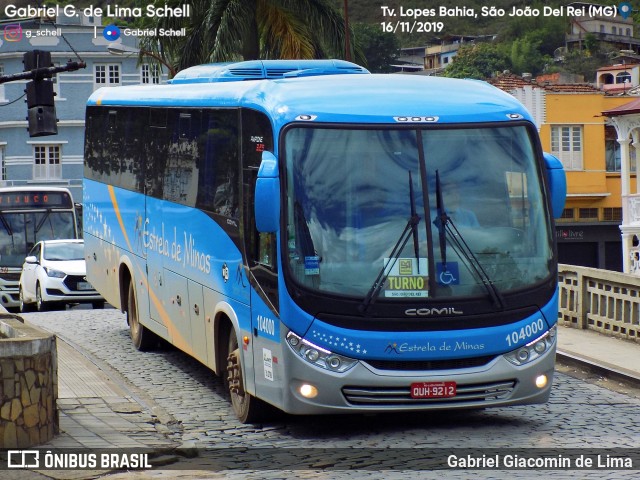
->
[0,51,86,137]
[344,0,351,61]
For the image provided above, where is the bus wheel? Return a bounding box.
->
[127,281,155,351]
[226,326,268,423]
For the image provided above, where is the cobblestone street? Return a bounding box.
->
[22,308,640,479]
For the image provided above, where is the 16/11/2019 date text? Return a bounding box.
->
[381,21,444,33]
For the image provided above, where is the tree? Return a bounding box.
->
[352,23,399,73]
[142,0,359,72]
[510,36,548,76]
[443,43,511,80]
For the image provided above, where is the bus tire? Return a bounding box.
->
[127,280,155,351]
[225,325,269,424]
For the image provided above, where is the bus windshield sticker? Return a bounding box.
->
[304,256,320,275]
[436,261,460,285]
[384,257,429,298]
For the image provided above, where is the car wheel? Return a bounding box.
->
[92,301,105,309]
[19,286,34,313]
[36,284,50,312]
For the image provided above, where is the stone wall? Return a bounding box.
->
[0,314,58,447]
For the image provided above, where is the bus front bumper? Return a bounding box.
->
[275,339,556,416]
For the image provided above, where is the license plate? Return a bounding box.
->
[410,381,456,399]
[77,281,93,291]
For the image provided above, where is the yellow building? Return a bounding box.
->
[490,73,636,270]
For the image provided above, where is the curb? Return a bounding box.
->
[556,350,640,388]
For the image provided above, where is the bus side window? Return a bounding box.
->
[258,232,276,267]
[197,110,239,218]
[242,108,278,310]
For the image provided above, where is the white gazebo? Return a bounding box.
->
[603,99,640,273]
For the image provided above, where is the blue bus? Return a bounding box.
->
[83,60,566,423]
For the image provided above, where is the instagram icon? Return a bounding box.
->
[4,24,23,42]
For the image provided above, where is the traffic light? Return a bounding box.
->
[23,50,57,137]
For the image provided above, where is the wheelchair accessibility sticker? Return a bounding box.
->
[436,262,460,285]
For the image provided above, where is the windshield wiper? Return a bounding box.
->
[0,213,13,237]
[359,172,420,314]
[409,171,420,273]
[433,170,505,310]
[35,209,52,235]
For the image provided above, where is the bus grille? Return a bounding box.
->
[342,380,516,406]
[228,67,263,78]
[0,272,21,282]
[364,356,495,371]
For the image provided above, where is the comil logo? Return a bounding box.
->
[8,450,39,468]
[3,24,23,42]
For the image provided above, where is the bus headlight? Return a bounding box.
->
[286,331,357,373]
[504,326,556,366]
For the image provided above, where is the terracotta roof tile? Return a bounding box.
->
[487,73,599,93]
[602,98,640,116]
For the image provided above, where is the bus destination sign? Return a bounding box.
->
[0,191,72,209]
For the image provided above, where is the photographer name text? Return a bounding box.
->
[4,4,191,19]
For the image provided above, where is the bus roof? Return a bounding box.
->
[87,67,533,127]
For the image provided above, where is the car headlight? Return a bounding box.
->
[504,326,556,366]
[43,267,66,278]
[286,331,358,373]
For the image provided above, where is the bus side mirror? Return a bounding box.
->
[543,153,566,219]
[255,151,280,233]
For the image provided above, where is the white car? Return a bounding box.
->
[19,239,104,312]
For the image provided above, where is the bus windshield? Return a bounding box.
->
[284,125,554,301]
[0,211,76,267]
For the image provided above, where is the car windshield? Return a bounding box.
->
[43,243,84,261]
[283,125,554,302]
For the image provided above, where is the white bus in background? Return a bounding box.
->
[0,186,78,310]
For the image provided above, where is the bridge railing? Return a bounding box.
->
[558,264,640,343]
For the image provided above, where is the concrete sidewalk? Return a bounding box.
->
[48,338,178,450]
[556,325,640,384]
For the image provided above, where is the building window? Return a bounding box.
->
[605,126,636,172]
[603,208,622,222]
[627,28,632,36]
[616,71,631,84]
[551,125,583,170]
[578,208,598,220]
[0,64,5,101]
[0,146,5,181]
[33,145,61,180]
[141,64,160,84]
[612,26,617,35]
[95,64,121,88]
[561,208,574,220]
[600,25,605,33]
